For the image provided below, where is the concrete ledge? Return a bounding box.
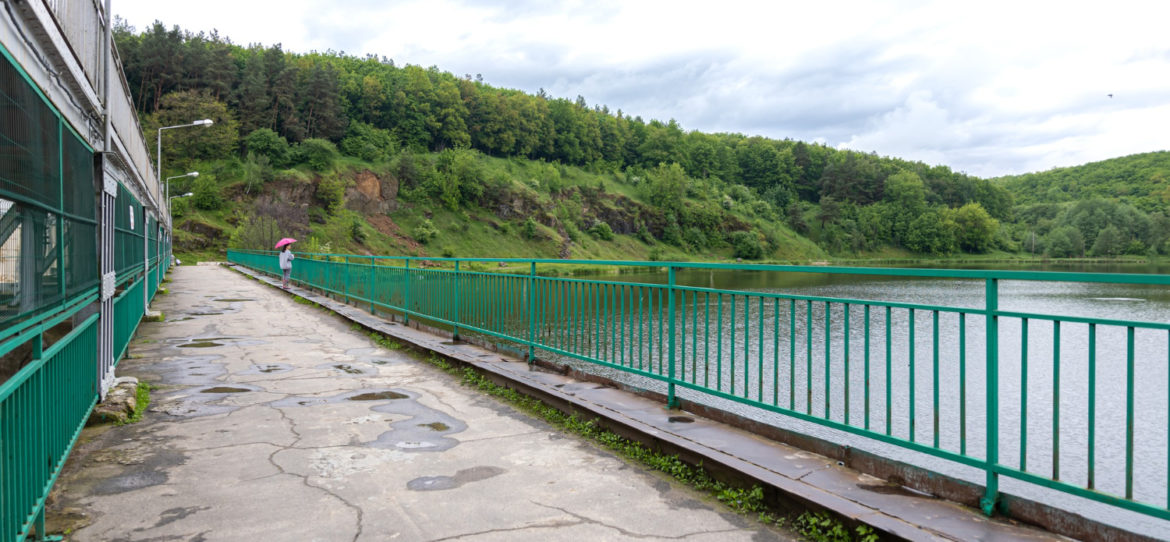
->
[231,265,1125,541]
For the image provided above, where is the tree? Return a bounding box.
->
[432,78,470,149]
[883,171,927,247]
[302,61,347,140]
[730,231,764,259]
[816,196,841,228]
[294,138,340,171]
[234,52,270,135]
[642,163,688,213]
[1089,225,1123,256]
[340,121,396,162]
[244,128,290,167]
[786,203,809,235]
[151,90,239,170]
[191,176,224,210]
[905,210,958,255]
[951,203,999,253]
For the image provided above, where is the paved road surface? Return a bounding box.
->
[48,265,791,541]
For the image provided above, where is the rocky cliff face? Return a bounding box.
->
[346,170,399,215]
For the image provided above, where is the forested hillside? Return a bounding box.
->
[117,21,1027,261]
[994,152,1170,257]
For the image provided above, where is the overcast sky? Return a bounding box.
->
[113,0,1170,178]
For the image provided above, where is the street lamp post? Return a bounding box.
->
[166,192,194,267]
[165,172,199,203]
[152,119,210,312]
[168,192,194,207]
[158,119,212,216]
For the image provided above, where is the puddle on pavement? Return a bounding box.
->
[259,365,285,373]
[350,391,408,401]
[407,466,505,492]
[668,416,694,424]
[179,341,222,348]
[201,387,250,394]
[213,298,253,302]
[272,389,467,453]
[334,364,363,374]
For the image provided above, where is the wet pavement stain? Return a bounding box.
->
[92,449,186,496]
[239,363,292,375]
[212,298,253,302]
[178,341,222,348]
[406,466,505,491]
[150,506,210,529]
[349,391,408,401]
[313,362,372,375]
[419,422,450,431]
[668,416,694,424]
[201,387,250,394]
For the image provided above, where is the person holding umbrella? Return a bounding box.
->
[276,238,297,289]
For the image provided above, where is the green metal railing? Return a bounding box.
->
[229,249,1170,524]
[0,293,99,541]
[1,39,172,541]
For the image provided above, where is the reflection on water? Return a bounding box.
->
[523,262,1170,537]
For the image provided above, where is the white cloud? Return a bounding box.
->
[112,0,1170,177]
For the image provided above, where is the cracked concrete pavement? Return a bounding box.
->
[47,265,794,541]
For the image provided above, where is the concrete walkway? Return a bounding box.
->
[48,265,794,541]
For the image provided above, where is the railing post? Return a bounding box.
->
[343,256,350,304]
[667,265,678,409]
[369,257,375,314]
[981,277,999,516]
[403,259,410,326]
[453,261,461,342]
[528,261,536,366]
[35,504,61,542]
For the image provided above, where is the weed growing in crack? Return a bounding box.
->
[116,382,152,426]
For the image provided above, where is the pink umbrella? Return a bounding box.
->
[275,238,297,249]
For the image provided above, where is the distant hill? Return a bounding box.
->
[994,151,1170,214]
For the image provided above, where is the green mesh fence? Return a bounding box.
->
[1,40,110,542]
[62,124,98,299]
[114,183,143,280]
[0,47,58,210]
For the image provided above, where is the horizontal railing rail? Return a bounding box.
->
[228,249,1170,527]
